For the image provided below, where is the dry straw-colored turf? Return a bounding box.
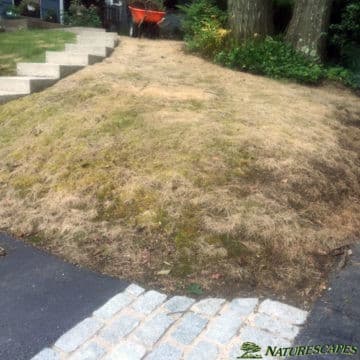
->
[1,38,359,307]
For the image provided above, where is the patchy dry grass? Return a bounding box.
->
[1,38,360,307]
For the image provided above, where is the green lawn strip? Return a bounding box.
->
[0,29,76,76]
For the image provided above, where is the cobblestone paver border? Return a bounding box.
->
[31,284,308,360]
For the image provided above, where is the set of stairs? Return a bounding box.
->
[0,28,119,105]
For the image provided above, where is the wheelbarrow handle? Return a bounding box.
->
[157,17,165,25]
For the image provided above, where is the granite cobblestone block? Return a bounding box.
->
[185,341,218,360]
[104,340,146,360]
[69,342,106,360]
[132,290,167,315]
[163,296,195,313]
[125,284,145,297]
[133,313,175,346]
[252,312,300,339]
[93,292,133,320]
[31,348,60,360]
[145,343,182,360]
[99,315,139,344]
[191,298,225,316]
[54,317,103,353]
[205,310,245,344]
[171,312,208,345]
[258,299,308,325]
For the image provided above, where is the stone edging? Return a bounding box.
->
[31,283,308,360]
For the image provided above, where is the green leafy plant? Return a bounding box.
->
[215,36,324,84]
[18,0,40,18]
[5,5,21,18]
[180,0,358,89]
[330,0,360,72]
[63,0,101,28]
[129,0,165,11]
[178,0,228,57]
[326,66,360,89]
[187,283,204,295]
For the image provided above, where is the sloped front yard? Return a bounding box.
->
[0,38,359,308]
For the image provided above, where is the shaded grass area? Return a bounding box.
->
[0,39,359,308]
[0,29,76,75]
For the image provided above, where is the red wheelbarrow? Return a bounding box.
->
[128,5,166,37]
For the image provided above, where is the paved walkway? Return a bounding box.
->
[31,285,307,360]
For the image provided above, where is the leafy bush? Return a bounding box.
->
[326,66,360,89]
[18,0,40,18]
[63,0,101,27]
[5,5,21,18]
[129,0,165,11]
[178,0,227,37]
[180,0,359,88]
[215,37,324,84]
[330,0,360,71]
[178,0,228,57]
[186,19,230,57]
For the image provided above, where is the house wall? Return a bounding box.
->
[40,0,61,22]
[0,0,14,16]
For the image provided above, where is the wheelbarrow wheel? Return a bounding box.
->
[129,20,139,38]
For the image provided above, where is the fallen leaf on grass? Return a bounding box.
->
[157,269,171,275]
[211,273,222,280]
[187,283,203,295]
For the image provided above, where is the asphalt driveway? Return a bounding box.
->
[0,233,128,360]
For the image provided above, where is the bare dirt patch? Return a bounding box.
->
[1,38,359,308]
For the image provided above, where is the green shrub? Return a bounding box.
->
[129,0,165,11]
[180,0,358,88]
[178,0,228,57]
[63,0,101,28]
[185,19,230,57]
[215,37,324,84]
[18,0,40,18]
[178,0,227,37]
[326,66,360,89]
[5,5,21,18]
[330,1,360,71]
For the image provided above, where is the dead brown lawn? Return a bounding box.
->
[0,38,359,308]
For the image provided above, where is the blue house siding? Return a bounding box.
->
[0,0,14,15]
[40,0,61,22]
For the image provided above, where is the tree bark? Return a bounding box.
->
[228,0,273,41]
[286,0,333,60]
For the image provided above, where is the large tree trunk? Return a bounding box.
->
[228,0,273,41]
[286,0,333,60]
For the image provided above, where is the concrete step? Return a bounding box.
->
[0,91,26,105]
[46,51,103,66]
[0,76,58,94]
[76,34,119,48]
[77,32,118,41]
[66,27,107,34]
[17,63,83,79]
[65,44,113,57]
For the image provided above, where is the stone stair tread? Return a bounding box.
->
[0,28,119,104]
[0,76,57,80]
[0,90,27,95]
